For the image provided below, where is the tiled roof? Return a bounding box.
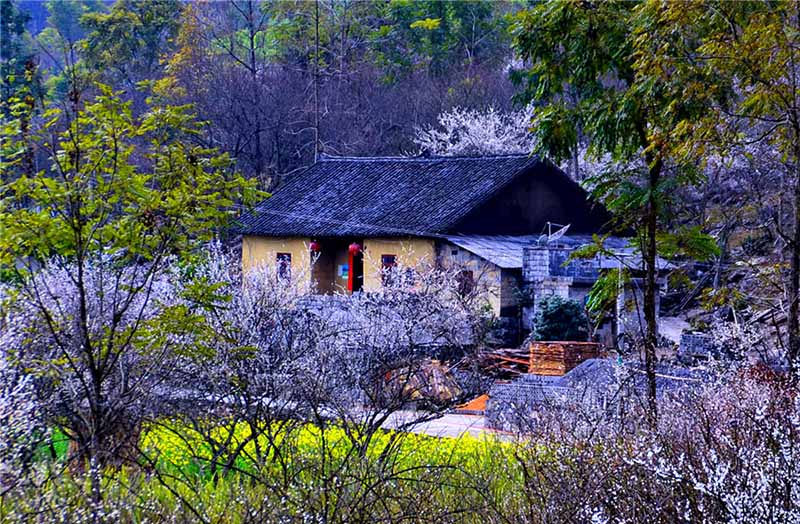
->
[238,154,565,237]
[446,235,539,269]
[446,234,632,269]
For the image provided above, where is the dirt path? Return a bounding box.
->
[384,412,505,439]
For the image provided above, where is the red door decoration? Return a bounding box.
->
[348,243,362,292]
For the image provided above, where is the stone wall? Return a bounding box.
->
[522,246,550,281]
[485,375,565,429]
[521,245,575,330]
[547,247,601,279]
[678,332,718,362]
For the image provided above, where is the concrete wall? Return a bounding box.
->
[241,236,312,285]
[362,237,436,291]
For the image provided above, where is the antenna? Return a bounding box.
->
[547,222,570,243]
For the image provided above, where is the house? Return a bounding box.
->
[238,153,658,344]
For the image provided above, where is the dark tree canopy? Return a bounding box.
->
[534,295,589,342]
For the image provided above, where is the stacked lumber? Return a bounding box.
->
[478,347,530,378]
[529,341,601,376]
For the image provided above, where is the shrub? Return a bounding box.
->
[533,295,589,341]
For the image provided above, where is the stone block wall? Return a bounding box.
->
[485,375,564,430]
[547,247,601,279]
[523,246,550,281]
[678,332,718,362]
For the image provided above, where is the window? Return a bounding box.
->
[456,269,475,296]
[277,252,291,281]
[381,254,397,286]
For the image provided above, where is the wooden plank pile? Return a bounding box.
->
[529,341,602,376]
[478,347,531,378]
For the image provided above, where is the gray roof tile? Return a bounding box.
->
[239,154,559,237]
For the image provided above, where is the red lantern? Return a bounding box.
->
[348,242,361,256]
[309,240,321,253]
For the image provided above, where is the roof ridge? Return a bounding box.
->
[318,153,537,162]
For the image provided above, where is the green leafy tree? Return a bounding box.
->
[0,84,259,500]
[0,0,39,113]
[0,0,42,184]
[533,295,589,342]
[635,0,800,371]
[374,0,511,82]
[80,0,181,94]
[511,1,717,419]
[166,1,302,178]
[34,0,105,103]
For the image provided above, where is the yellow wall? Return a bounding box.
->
[362,238,436,291]
[241,236,312,286]
[436,241,507,316]
[242,236,515,310]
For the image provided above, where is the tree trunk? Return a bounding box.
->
[790,147,800,372]
[313,0,320,162]
[643,161,661,423]
[247,0,263,179]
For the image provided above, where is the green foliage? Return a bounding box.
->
[511,1,639,165]
[586,268,629,318]
[197,2,296,65]
[510,1,719,235]
[0,83,261,272]
[409,18,441,30]
[8,420,528,524]
[699,286,747,314]
[568,234,609,261]
[656,226,720,262]
[668,270,692,293]
[373,0,511,81]
[568,236,635,323]
[512,3,718,396]
[34,0,106,101]
[42,0,104,45]
[0,0,37,107]
[533,295,589,342]
[80,0,181,84]
[634,1,798,169]
[634,0,800,362]
[140,420,513,477]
